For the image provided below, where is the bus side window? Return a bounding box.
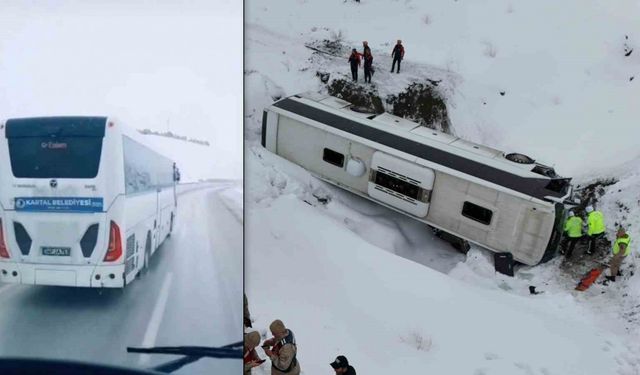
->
[461,201,493,225]
[323,148,345,168]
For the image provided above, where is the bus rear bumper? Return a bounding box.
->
[0,262,125,288]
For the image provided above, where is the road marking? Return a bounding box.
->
[138,272,173,365]
[0,283,17,296]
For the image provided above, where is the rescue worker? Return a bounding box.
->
[244,293,252,328]
[330,355,356,375]
[585,205,606,255]
[391,39,404,73]
[561,211,583,258]
[244,331,263,374]
[606,227,631,282]
[348,49,361,82]
[363,49,373,84]
[262,319,300,375]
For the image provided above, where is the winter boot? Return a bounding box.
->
[605,275,616,282]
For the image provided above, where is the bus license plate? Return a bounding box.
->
[42,247,71,256]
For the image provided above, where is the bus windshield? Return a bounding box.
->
[8,136,103,179]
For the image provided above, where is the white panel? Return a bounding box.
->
[319,96,352,109]
[265,111,279,152]
[449,138,502,159]
[371,113,420,132]
[410,126,457,144]
[368,151,434,217]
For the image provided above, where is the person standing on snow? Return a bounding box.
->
[391,39,404,73]
[348,48,362,82]
[330,355,356,374]
[585,205,606,255]
[363,49,373,83]
[362,41,371,56]
[262,319,300,375]
[244,331,264,374]
[561,211,583,258]
[605,227,632,282]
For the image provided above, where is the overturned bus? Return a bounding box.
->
[261,92,572,266]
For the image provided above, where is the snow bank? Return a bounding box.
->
[219,182,244,223]
[246,168,631,374]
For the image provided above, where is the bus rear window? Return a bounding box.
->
[8,137,103,178]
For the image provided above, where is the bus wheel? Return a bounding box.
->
[168,214,174,237]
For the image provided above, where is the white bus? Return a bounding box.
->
[0,116,178,287]
[262,93,573,266]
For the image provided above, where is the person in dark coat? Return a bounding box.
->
[330,355,356,375]
[348,48,361,82]
[362,41,371,56]
[391,39,404,73]
[363,49,373,83]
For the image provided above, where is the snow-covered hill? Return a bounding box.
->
[245,1,640,374]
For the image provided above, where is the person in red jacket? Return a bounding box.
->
[348,48,361,82]
[391,39,404,73]
[244,331,264,374]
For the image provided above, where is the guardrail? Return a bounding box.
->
[176,180,239,196]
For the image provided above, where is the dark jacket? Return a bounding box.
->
[344,365,356,375]
[363,53,373,68]
[392,44,404,60]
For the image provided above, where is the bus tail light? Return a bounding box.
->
[0,219,10,259]
[104,221,122,262]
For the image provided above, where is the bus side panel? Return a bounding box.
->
[156,187,175,251]
[123,192,157,276]
[427,172,554,265]
[272,111,557,265]
[276,115,373,194]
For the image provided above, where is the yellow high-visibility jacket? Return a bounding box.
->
[564,216,583,238]
[587,211,605,236]
[613,234,632,256]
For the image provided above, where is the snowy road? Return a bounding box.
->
[0,184,242,374]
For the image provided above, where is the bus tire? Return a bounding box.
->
[168,214,174,237]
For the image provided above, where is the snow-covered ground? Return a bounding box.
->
[245,1,640,374]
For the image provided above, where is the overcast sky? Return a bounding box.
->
[0,0,242,179]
